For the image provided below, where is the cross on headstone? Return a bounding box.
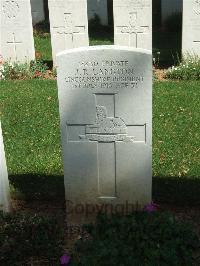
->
[53,13,85,45]
[117,12,149,47]
[7,33,22,59]
[68,94,146,198]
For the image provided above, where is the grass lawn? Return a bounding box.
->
[0,80,199,204]
[34,27,114,62]
[34,35,52,61]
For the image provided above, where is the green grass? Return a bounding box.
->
[0,80,63,200]
[34,33,113,61]
[0,80,199,203]
[153,81,200,205]
[33,30,113,62]
[153,81,200,178]
[34,35,52,61]
[89,27,114,46]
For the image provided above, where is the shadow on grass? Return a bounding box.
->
[9,175,200,206]
[89,25,114,45]
[153,176,200,206]
[9,174,65,201]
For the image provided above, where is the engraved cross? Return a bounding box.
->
[7,33,22,58]
[117,12,149,47]
[53,13,85,44]
[67,94,146,198]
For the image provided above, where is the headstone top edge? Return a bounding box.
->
[56,45,152,58]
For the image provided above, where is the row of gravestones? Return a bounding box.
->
[0,0,200,64]
[31,0,109,26]
[0,0,199,219]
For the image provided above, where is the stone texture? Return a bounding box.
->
[56,46,152,222]
[0,121,11,212]
[113,0,152,50]
[182,0,200,55]
[88,0,108,25]
[0,0,35,63]
[48,0,89,63]
[30,0,45,26]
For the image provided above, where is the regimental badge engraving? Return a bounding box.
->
[194,0,200,15]
[3,0,20,19]
[80,105,134,142]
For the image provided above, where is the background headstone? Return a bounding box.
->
[0,0,35,63]
[31,0,45,26]
[87,0,108,25]
[161,0,182,24]
[57,46,152,222]
[48,0,89,63]
[0,121,11,212]
[113,0,152,50]
[182,0,200,55]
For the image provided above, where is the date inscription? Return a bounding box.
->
[65,60,144,90]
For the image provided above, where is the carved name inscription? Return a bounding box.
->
[65,59,144,90]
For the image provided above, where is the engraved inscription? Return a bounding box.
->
[117,12,149,46]
[65,59,144,90]
[53,13,85,44]
[3,0,20,19]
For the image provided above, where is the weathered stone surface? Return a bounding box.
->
[57,46,152,222]
[0,121,11,212]
[0,0,35,63]
[182,0,200,55]
[48,0,89,63]
[30,0,45,26]
[113,0,152,50]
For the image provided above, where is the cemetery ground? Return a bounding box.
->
[1,80,200,265]
[0,27,200,265]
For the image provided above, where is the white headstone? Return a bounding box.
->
[88,0,108,25]
[57,46,152,222]
[30,0,45,26]
[0,0,35,63]
[182,0,200,55]
[48,0,89,63]
[113,0,152,50]
[0,121,11,212]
